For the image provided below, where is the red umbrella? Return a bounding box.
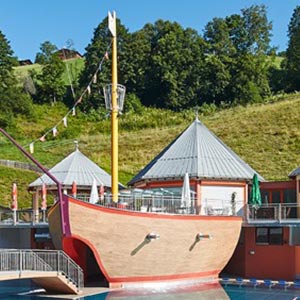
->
[41,183,47,210]
[99,184,104,201]
[72,181,77,198]
[11,183,18,210]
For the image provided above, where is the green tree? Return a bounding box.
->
[203,5,272,105]
[0,30,33,129]
[285,6,300,91]
[35,41,58,64]
[33,54,66,104]
[138,20,205,110]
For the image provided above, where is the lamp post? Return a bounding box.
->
[104,11,126,203]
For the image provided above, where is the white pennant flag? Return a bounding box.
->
[72,107,76,116]
[29,142,34,154]
[53,127,58,137]
[108,11,116,37]
[87,85,91,95]
[63,116,67,127]
[93,74,97,84]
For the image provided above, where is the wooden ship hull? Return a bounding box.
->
[48,195,242,288]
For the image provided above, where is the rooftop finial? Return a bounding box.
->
[195,106,199,121]
[74,140,79,151]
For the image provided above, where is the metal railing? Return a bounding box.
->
[76,193,197,214]
[74,193,243,216]
[246,203,300,224]
[0,249,83,291]
[0,209,48,225]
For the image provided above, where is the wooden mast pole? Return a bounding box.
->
[109,11,118,203]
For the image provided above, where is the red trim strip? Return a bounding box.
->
[68,197,241,221]
[108,270,219,283]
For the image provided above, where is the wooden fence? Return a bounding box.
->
[0,159,43,173]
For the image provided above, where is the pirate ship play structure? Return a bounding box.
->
[45,11,258,288]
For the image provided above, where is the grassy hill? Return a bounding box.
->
[0,94,299,208]
[14,58,85,85]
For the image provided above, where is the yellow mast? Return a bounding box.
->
[109,11,118,203]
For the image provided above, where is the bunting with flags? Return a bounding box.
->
[25,45,111,153]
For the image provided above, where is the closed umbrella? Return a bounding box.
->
[11,183,18,211]
[249,173,262,209]
[99,184,105,202]
[72,181,77,198]
[41,183,47,210]
[181,173,191,209]
[89,178,99,204]
[41,183,47,222]
[11,183,17,225]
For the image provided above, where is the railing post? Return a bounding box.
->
[278,203,281,223]
[19,250,22,277]
[67,256,70,280]
[13,210,17,225]
[57,251,60,275]
[77,267,80,290]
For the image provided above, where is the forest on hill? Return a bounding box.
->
[1,4,300,131]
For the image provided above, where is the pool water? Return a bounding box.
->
[1,280,300,299]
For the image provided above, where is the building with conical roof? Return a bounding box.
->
[29,148,112,193]
[129,118,263,185]
[28,147,121,222]
[129,118,263,215]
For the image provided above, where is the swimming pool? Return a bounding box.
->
[1,280,300,299]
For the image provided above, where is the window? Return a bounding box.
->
[256,227,283,245]
[269,228,283,245]
[256,227,268,244]
[283,189,296,203]
[260,190,269,204]
[272,191,281,203]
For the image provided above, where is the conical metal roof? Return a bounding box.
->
[128,118,264,185]
[29,149,112,188]
[289,166,300,178]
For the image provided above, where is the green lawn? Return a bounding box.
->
[13,57,85,85]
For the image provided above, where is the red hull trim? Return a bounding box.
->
[108,269,219,283]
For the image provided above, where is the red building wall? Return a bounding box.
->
[225,227,296,280]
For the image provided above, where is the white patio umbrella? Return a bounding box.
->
[89,178,99,204]
[181,173,191,209]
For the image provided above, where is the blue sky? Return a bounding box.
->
[0,0,298,61]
